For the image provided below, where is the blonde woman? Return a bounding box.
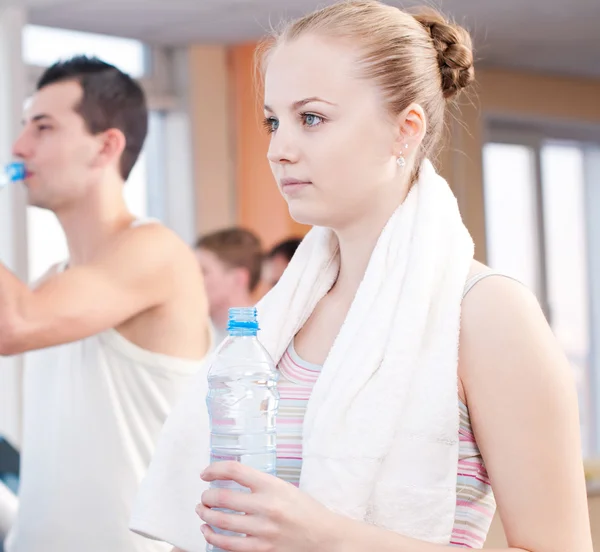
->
[131,2,592,551]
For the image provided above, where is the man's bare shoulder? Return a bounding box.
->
[33,222,199,291]
[109,222,209,357]
[100,222,200,279]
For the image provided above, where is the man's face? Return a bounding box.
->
[12,81,105,211]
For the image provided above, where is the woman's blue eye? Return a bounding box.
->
[303,113,323,127]
[262,117,279,134]
[263,113,324,134]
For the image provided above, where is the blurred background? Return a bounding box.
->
[0,0,599,547]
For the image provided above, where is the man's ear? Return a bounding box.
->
[92,128,126,175]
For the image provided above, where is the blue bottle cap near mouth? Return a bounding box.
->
[5,162,26,182]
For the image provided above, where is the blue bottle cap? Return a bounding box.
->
[227,307,259,332]
[6,162,26,182]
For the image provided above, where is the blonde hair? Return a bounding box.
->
[257,0,475,169]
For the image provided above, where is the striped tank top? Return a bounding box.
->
[275,272,501,547]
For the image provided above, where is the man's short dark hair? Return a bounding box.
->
[37,55,148,181]
[266,238,302,263]
[196,228,263,293]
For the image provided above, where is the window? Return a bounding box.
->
[22,25,147,77]
[483,127,600,456]
[27,209,67,283]
[482,143,540,293]
[541,143,591,453]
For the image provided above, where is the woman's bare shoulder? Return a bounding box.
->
[458,260,563,403]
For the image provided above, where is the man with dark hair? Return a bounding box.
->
[1,56,210,551]
[195,228,262,345]
[262,237,302,289]
[36,55,148,182]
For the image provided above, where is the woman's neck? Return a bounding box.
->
[332,196,406,296]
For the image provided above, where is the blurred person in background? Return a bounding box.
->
[195,228,263,346]
[0,55,210,552]
[262,237,302,289]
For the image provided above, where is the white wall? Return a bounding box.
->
[0,7,27,448]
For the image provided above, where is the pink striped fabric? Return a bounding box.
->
[275,340,496,547]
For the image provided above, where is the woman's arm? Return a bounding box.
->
[458,275,591,551]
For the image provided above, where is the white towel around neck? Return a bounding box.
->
[130,159,474,548]
[254,158,474,540]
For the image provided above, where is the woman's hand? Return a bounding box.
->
[197,461,343,552]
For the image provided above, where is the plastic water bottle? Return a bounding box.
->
[206,307,279,551]
[0,162,25,188]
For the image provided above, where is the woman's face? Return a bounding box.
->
[264,35,406,231]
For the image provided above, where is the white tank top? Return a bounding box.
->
[6,222,203,552]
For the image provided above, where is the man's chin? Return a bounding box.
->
[26,193,51,211]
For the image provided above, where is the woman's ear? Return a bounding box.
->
[393,103,426,158]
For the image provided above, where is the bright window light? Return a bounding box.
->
[23,25,147,78]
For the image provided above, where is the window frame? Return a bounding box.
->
[484,116,600,456]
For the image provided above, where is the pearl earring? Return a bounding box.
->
[396,144,409,168]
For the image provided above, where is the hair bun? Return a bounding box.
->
[413,9,475,99]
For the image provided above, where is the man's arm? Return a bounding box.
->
[0,224,186,355]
